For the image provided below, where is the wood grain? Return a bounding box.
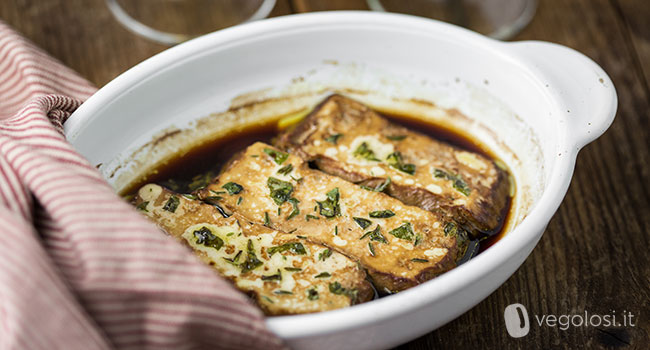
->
[0,0,648,349]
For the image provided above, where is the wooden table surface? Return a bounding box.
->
[1,1,648,349]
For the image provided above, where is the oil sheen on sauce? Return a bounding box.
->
[126,112,513,257]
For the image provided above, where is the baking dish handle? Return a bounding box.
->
[507,41,618,149]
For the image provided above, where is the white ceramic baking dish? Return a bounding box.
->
[65,12,616,350]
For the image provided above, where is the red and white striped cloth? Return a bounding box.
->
[0,21,285,350]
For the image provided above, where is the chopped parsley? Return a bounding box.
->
[369,210,395,218]
[263,147,289,165]
[136,201,149,212]
[411,258,429,263]
[193,226,224,250]
[353,142,380,161]
[306,214,320,221]
[187,172,215,191]
[353,217,372,229]
[267,177,294,205]
[317,187,341,218]
[328,282,358,300]
[386,135,407,141]
[444,222,458,237]
[318,248,332,261]
[222,182,243,195]
[274,290,293,295]
[223,250,242,265]
[162,196,180,213]
[388,222,415,241]
[237,196,243,205]
[240,240,263,273]
[386,152,416,175]
[261,296,274,304]
[325,133,343,144]
[277,164,294,175]
[360,177,391,193]
[286,197,300,220]
[307,288,319,301]
[368,242,376,257]
[264,212,271,227]
[284,267,302,272]
[267,242,307,256]
[261,270,282,281]
[314,272,331,278]
[434,168,471,196]
[360,225,388,243]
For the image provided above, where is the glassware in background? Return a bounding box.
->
[366,0,537,40]
[106,0,277,45]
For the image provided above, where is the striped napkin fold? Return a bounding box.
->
[0,21,285,350]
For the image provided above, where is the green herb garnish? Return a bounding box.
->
[374,177,391,192]
[317,187,341,218]
[162,196,180,213]
[222,182,243,195]
[369,210,395,218]
[267,242,307,256]
[136,201,149,212]
[444,222,458,237]
[414,234,422,246]
[240,240,263,273]
[315,272,331,278]
[388,222,415,241]
[368,242,376,257]
[261,296,274,304]
[264,212,271,227]
[284,267,302,272]
[353,142,380,161]
[274,290,293,295]
[360,225,388,243]
[237,196,243,205]
[306,214,320,221]
[353,217,372,229]
[188,172,215,191]
[264,147,289,165]
[267,177,294,205]
[183,193,198,200]
[277,164,294,175]
[360,177,391,193]
[262,270,282,281]
[223,250,242,265]
[318,248,332,261]
[411,258,429,263]
[386,152,416,175]
[434,168,471,196]
[203,195,223,202]
[328,282,358,300]
[307,289,319,301]
[386,135,407,141]
[193,226,224,250]
[325,133,343,144]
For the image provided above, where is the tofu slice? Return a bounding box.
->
[197,142,461,293]
[134,183,374,315]
[276,94,511,237]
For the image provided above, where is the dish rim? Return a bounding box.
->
[65,11,616,338]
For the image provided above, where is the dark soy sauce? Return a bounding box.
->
[127,113,513,255]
